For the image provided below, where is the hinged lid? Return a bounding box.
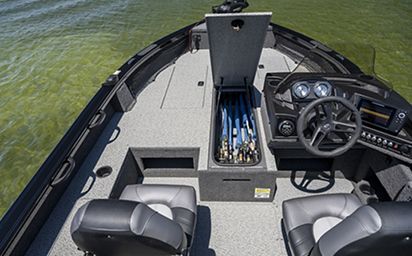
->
[205,12,272,87]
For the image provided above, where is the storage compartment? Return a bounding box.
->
[202,86,276,202]
[141,157,194,169]
[133,147,199,177]
[110,148,199,196]
[199,13,276,201]
[278,158,333,171]
[213,89,261,165]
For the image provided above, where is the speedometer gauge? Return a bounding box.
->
[292,82,310,99]
[314,81,332,97]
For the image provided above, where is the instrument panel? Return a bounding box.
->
[292,80,332,100]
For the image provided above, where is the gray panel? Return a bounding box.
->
[375,164,412,201]
[112,82,137,112]
[162,63,208,109]
[206,12,272,86]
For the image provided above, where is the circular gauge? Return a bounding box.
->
[314,81,332,97]
[292,82,310,99]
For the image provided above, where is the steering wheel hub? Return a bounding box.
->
[322,123,331,131]
[296,96,362,157]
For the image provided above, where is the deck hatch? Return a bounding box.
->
[205,12,272,87]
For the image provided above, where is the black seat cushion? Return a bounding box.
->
[71,199,187,256]
[282,193,362,256]
[71,184,197,256]
[120,184,197,237]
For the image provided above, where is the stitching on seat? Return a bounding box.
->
[292,226,314,246]
[297,200,312,220]
[134,186,144,202]
[168,187,182,206]
[141,210,157,235]
[338,195,349,218]
[350,214,371,235]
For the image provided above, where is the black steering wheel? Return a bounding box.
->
[296,96,362,157]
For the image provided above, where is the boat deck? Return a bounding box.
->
[26,48,354,256]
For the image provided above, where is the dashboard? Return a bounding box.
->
[292,80,332,99]
[263,72,412,163]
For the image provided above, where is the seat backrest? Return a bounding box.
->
[311,202,412,256]
[71,199,187,256]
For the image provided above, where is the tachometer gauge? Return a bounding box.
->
[314,81,332,97]
[292,82,310,99]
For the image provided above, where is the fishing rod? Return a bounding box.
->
[217,93,260,164]
[239,94,251,163]
[244,94,259,162]
[218,100,229,162]
[227,97,233,161]
[234,97,243,162]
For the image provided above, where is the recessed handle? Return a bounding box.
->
[88,110,106,129]
[51,157,75,187]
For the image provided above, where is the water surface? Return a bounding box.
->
[0,0,411,216]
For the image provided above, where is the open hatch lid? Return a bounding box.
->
[206,12,272,87]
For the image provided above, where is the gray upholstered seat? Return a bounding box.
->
[282,193,412,256]
[282,194,362,256]
[71,184,197,256]
[120,184,197,236]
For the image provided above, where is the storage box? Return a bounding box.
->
[199,13,276,201]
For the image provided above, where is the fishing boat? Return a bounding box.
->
[1,1,411,255]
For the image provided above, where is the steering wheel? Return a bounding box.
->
[296,96,362,157]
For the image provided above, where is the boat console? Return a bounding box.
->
[263,72,412,164]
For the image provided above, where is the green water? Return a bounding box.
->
[0,0,411,216]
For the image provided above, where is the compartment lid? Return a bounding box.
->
[205,12,272,87]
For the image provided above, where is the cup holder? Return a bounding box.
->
[353,180,379,204]
[269,80,278,87]
[359,183,374,196]
[96,166,113,178]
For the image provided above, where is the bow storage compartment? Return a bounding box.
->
[199,12,276,201]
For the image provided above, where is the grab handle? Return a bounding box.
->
[88,110,106,129]
[51,157,75,187]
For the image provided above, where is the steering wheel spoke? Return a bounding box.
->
[321,103,333,121]
[310,126,327,148]
[332,121,356,133]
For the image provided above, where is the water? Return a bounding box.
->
[0,0,411,216]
